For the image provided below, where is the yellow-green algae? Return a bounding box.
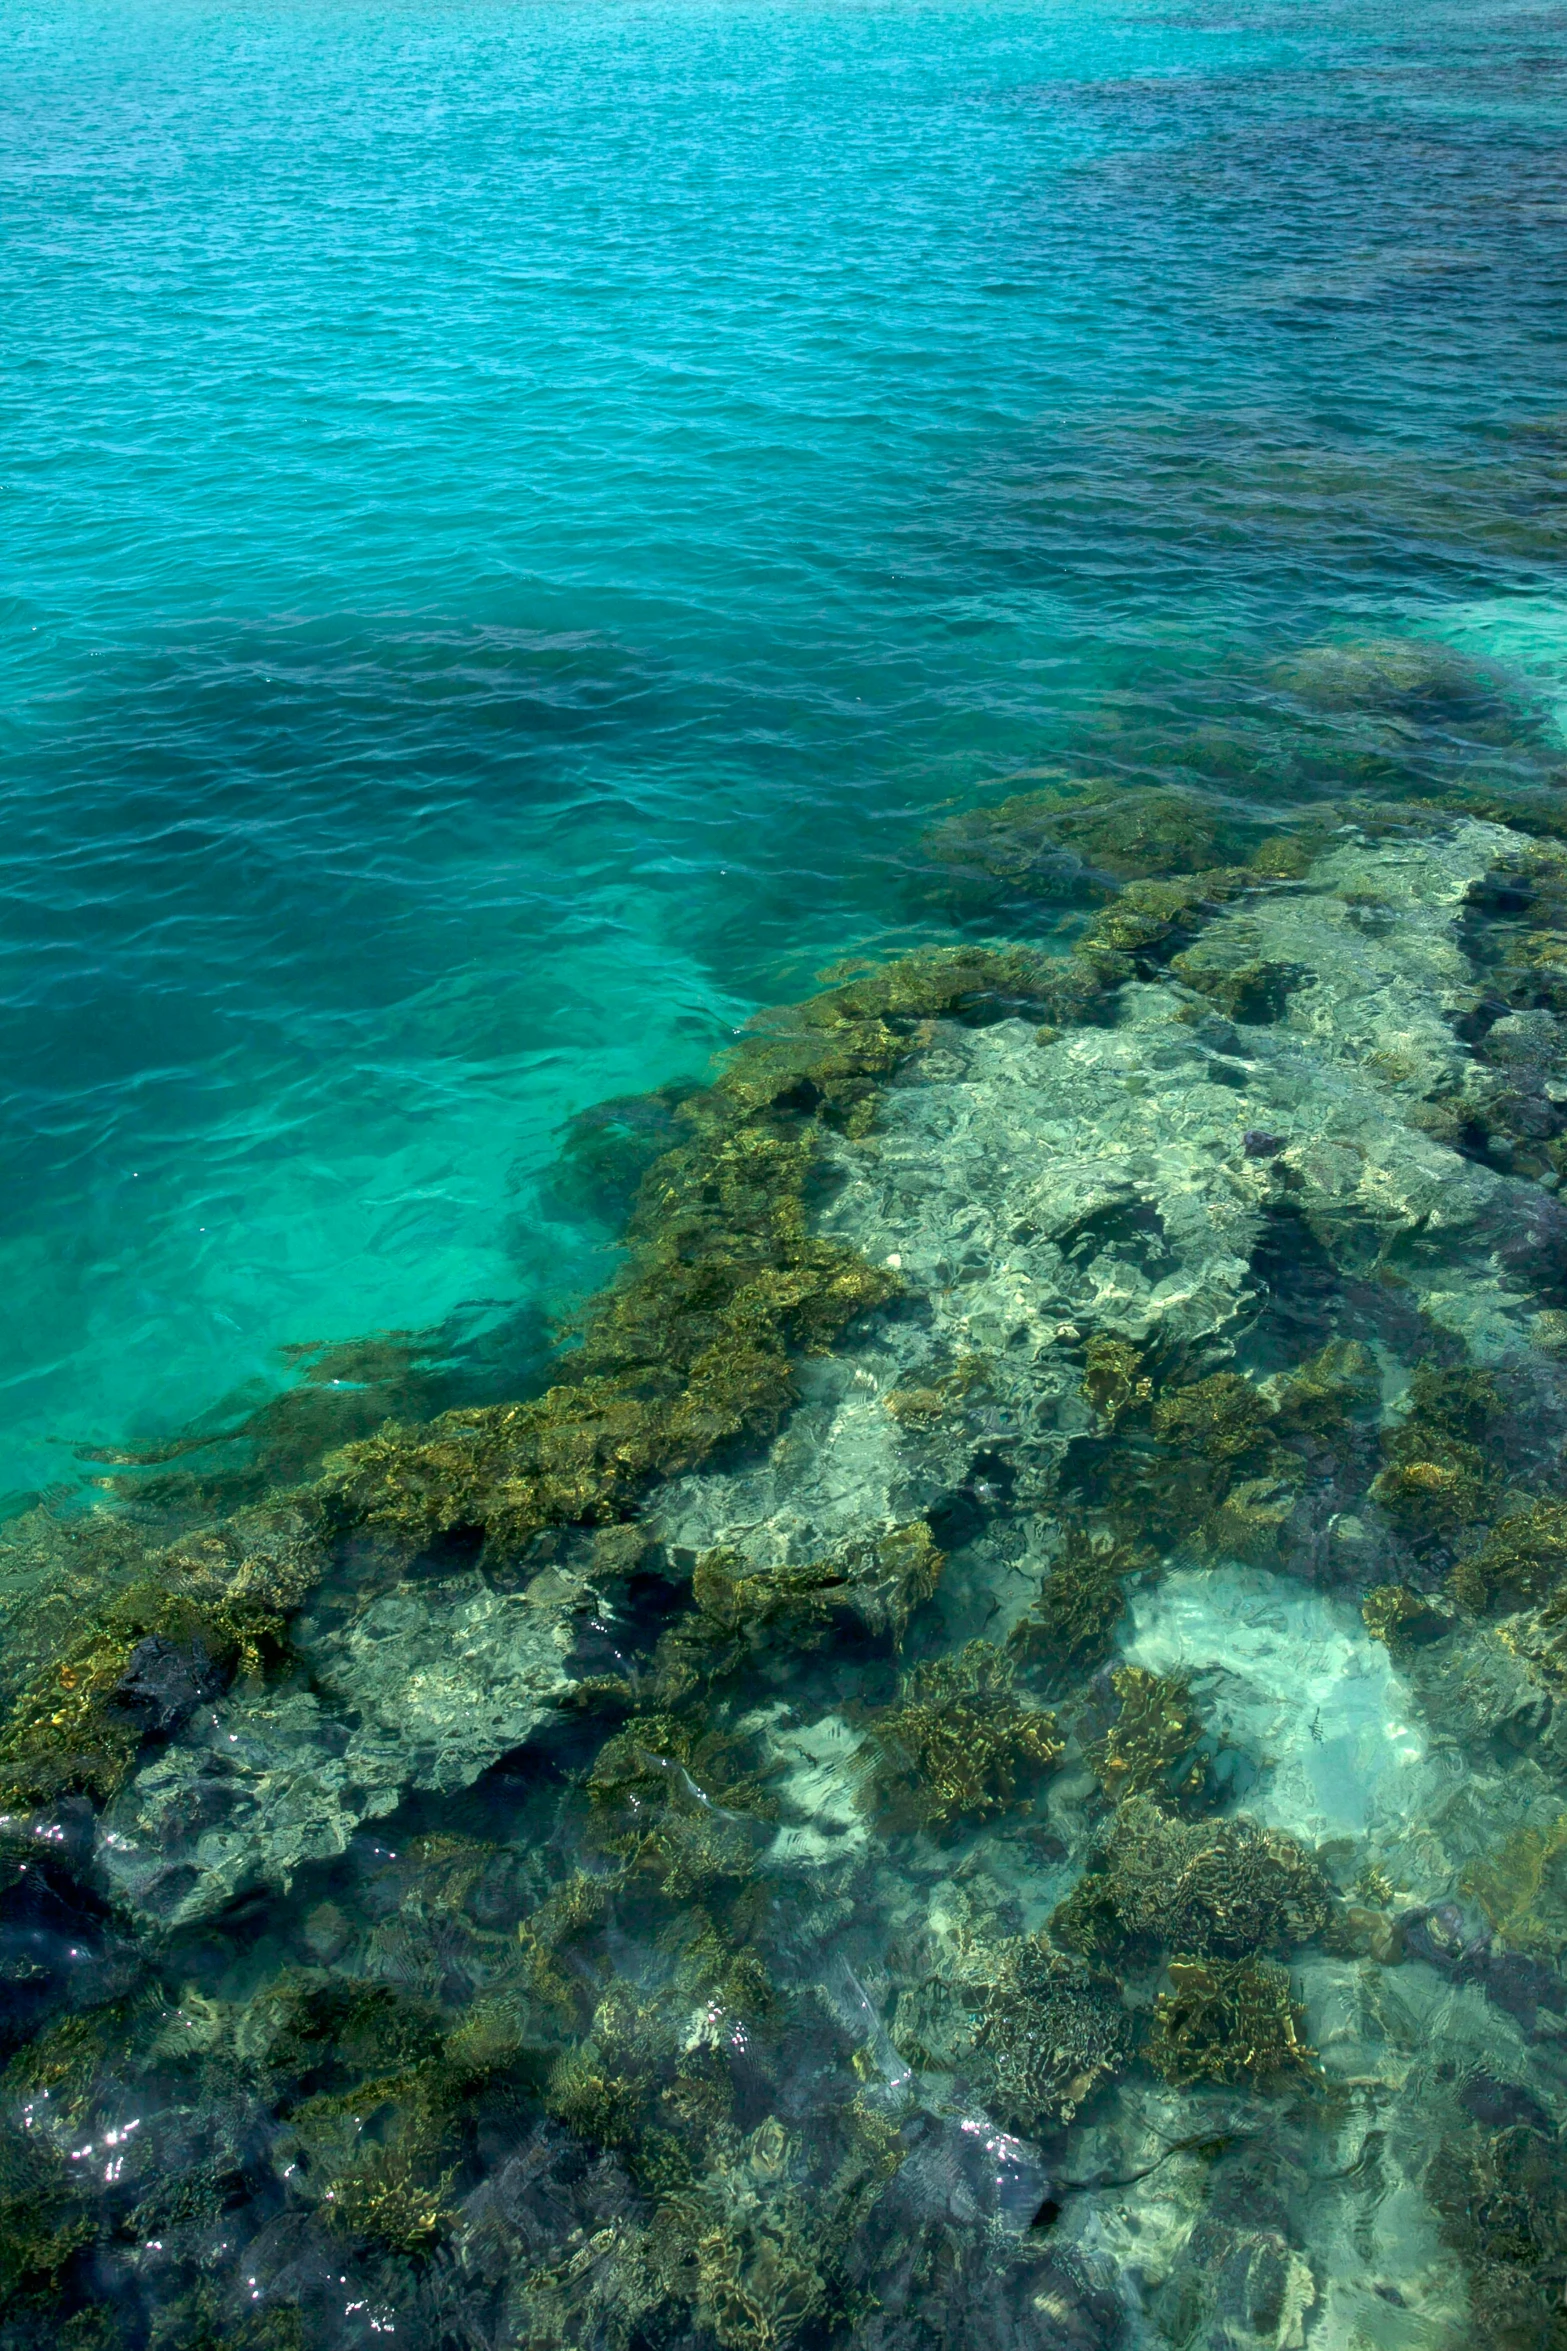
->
[1085,1665,1209,1808]
[858,1640,1063,1833]
[1427,2121,1567,2351]
[1146,1958,1315,2090]
[1008,1523,1153,1688]
[316,947,1069,1559]
[0,944,1081,1825]
[0,1501,324,1810]
[15,801,1563,2346]
[911,774,1278,922]
[1371,1362,1504,1541]
[1053,1795,1332,1961]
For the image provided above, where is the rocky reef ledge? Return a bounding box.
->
[12,720,1567,2349]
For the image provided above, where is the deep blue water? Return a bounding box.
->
[2,0,1564,1501]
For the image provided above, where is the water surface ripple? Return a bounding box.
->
[1,0,1563,1482]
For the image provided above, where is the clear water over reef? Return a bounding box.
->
[4,0,1567,2346]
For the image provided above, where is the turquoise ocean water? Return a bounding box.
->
[4,0,1563,1502]
[10,8,1567,2347]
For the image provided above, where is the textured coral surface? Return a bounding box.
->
[15,692,1567,2351]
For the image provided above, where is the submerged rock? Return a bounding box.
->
[654,818,1567,1614]
[97,1567,591,1927]
[40,804,1567,2349]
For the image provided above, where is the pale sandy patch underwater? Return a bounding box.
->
[4,0,1567,2344]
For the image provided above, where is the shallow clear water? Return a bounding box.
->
[6,5,1567,2349]
[4,0,1564,1500]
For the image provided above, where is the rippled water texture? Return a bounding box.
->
[1,0,1563,1499]
[7,8,1567,2351]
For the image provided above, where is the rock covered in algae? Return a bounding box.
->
[858,1640,1063,1833]
[1371,1361,1503,1541]
[690,1518,944,1651]
[1360,1582,1451,1652]
[1083,1665,1209,1807]
[584,1710,774,1896]
[1270,633,1527,721]
[910,772,1269,921]
[970,1934,1132,2129]
[1452,1496,1567,1614]
[29,793,1567,2351]
[1427,2119,1567,2351]
[96,1564,592,1927]
[1146,1956,1314,2089]
[0,1498,327,1814]
[654,816,1567,1623]
[1053,1794,1332,1960]
[1008,1525,1152,1689]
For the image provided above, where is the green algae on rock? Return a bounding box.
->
[317,946,1071,1562]
[1084,1665,1209,1808]
[911,775,1274,924]
[970,1935,1131,2129]
[858,1640,1063,1832]
[690,1520,944,1652]
[0,1499,326,1812]
[1427,2119,1567,2351]
[1146,1956,1315,2089]
[1371,1362,1504,1542]
[1360,1582,1451,1652]
[1452,1497,1567,1614]
[1008,1525,1153,1689]
[1053,1796,1333,1961]
[20,797,1567,2349]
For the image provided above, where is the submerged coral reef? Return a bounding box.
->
[13,654,1567,2347]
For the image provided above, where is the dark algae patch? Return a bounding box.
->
[16,657,1567,2348]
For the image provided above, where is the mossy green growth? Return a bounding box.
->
[859,1641,1063,1833]
[1152,1371,1274,1466]
[913,778,1265,923]
[1361,1583,1450,1651]
[1496,928,1567,1017]
[971,1935,1131,2129]
[319,946,1065,1562]
[1081,1337,1153,1426]
[1427,2122,1567,2351]
[585,1713,774,1895]
[1459,1815,1567,1958]
[1371,1362,1503,1541]
[543,1979,752,2189]
[710,941,1059,1134]
[645,2163,853,2351]
[320,2142,457,2257]
[551,1079,702,1225]
[238,1969,446,2094]
[1078,871,1251,968]
[1131,1370,1302,1549]
[512,1869,619,2027]
[243,1964,554,2260]
[1146,1958,1314,2089]
[885,1352,991,1428]
[1271,1338,1380,1443]
[1008,1524,1152,1690]
[689,1520,944,1655]
[1451,1499,1567,1614]
[0,2009,122,2127]
[1052,1795,1332,1960]
[666,1901,777,2019]
[1168,944,1303,1025]
[0,2126,94,2306]
[144,2288,307,2351]
[1085,1666,1209,1808]
[0,1501,325,1810]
